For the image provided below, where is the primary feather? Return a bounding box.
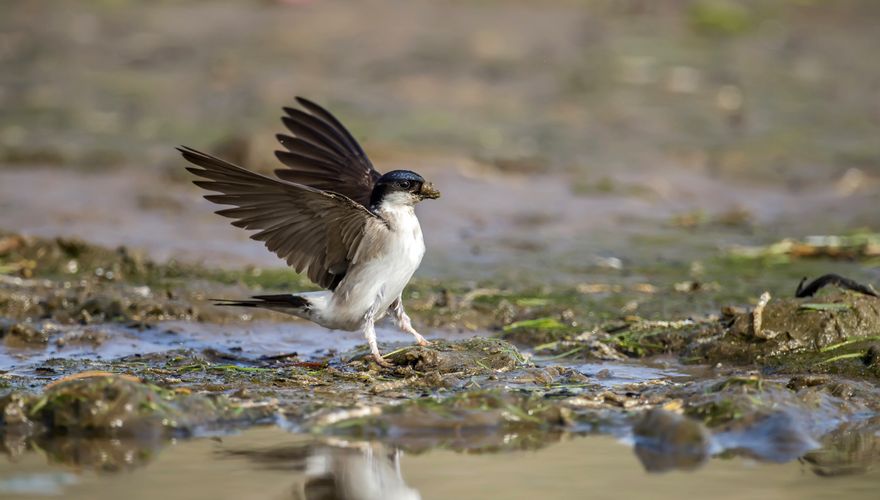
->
[178,146,385,290]
[274,97,381,208]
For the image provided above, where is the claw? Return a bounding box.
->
[373,352,395,368]
[415,337,431,347]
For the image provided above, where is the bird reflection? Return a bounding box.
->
[295,445,420,500]
[217,440,420,500]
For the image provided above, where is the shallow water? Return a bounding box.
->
[0,320,482,377]
[3,327,879,499]
[1,425,878,500]
[574,360,694,388]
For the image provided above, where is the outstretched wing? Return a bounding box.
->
[274,97,382,208]
[179,146,386,290]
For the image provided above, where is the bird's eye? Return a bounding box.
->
[397,181,411,189]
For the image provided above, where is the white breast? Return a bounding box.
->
[320,203,424,330]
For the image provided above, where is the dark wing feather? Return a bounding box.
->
[274,97,381,208]
[179,146,385,290]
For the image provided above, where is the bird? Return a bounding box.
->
[178,97,440,367]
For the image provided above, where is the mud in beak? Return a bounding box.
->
[419,182,441,200]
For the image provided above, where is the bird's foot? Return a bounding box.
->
[403,325,430,346]
[372,352,395,369]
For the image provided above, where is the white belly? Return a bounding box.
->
[318,206,425,330]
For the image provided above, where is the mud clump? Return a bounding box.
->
[689,292,880,373]
[384,338,527,374]
[727,292,880,352]
[0,372,276,438]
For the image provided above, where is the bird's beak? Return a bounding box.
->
[419,182,441,199]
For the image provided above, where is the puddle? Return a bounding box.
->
[1,425,879,500]
[572,360,694,388]
[0,320,482,375]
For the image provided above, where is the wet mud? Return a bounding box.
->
[1,372,276,438]
[3,232,880,482]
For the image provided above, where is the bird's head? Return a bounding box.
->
[370,170,440,209]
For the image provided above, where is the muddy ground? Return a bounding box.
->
[2,0,880,491]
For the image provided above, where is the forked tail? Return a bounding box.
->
[212,294,311,311]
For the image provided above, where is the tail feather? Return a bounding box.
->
[212,294,310,310]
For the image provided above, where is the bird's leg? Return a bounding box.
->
[389,296,430,346]
[364,306,393,368]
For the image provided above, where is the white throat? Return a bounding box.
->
[375,191,418,212]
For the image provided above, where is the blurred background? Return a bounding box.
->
[2,0,879,280]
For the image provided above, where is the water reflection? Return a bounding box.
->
[632,409,710,472]
[1,419,880,498]
[1,433,165,473]
[298,446,419,500]
[631,409,826,473]
[712,411,819,464]
[802,417,880,477]
[221,440,421,499]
